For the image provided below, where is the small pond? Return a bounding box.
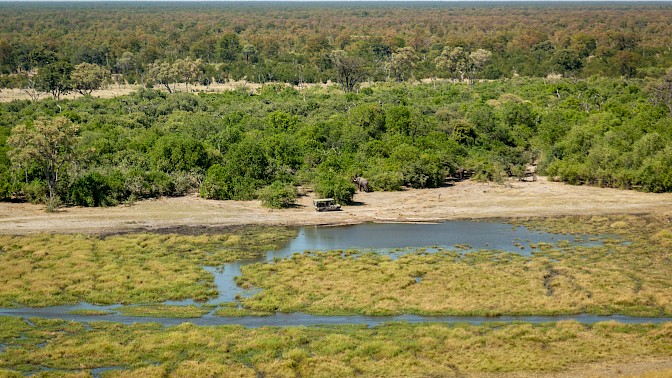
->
[271,221,591,259]
[181,220,603,305]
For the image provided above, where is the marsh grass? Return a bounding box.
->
[66,310,114,316]
[0,316,671,377]
[116,305,212,318]
[0,226,296,307]
[213,302,272,317]
[238,215,672,317]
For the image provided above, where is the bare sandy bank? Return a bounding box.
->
[2,177,671,235]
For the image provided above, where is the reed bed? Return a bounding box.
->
[0,316,671,377]
[0,227,295,307]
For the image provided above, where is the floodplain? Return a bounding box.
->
[1,214,672,377]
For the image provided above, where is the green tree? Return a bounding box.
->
[8,117,79,209]
[200,164,231,200]
[69,171,114,207]
[219,33,241,62]
[150,135,207,173]
[200,136,270,201]
[331,50,365,92]
[257,181,297,208]
[552,49,583,75]
[315,173,355,205]
[35,61,73,99]
[385,106,413,136]
[0,128,13,200]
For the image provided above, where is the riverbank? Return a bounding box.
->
[2,177,671,235]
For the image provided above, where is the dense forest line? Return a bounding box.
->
[1,2,672,209]
[1,76,672,209]
[1,2,672,91]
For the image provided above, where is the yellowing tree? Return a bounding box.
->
[468,49,493,86]
[435,46,468,82]
[386,47,417,82]
[147,61,177,93]
[72,63,109,95]
[173,57,204,92]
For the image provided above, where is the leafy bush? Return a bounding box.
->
[3,77,672,208]
[171,171,203,196]
[69,171,115,207]
[200,164,231,200]
[0,178,12,200]
[315,173,355,205]
[368,168,404,191]
[23,180,47,204]
[257,181,297,208]
[147,171,174,197]
[150,135,207,173]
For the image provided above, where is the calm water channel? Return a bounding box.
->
[2,221,668,326]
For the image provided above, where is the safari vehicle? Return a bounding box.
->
[313,198,341,212]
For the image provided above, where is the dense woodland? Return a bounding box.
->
[1,2,672,209]
[1,2,672,86]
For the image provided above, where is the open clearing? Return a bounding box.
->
[0,80,326,103]
[2,177,672,235]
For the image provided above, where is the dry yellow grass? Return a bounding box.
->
[0,226,295,306]
[238,215,672,316]
[1,317,671,377]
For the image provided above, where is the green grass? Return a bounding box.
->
[214,302,272,317]
[0,226,296,307]
[0,316,671,377]
[116,305,213,318]
[66,310,114,316]
[237,215,672,317]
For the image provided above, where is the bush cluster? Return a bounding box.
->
[1,77,671,209]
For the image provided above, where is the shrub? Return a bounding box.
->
[45,196,62,212]
[200,164,236,200]
[257,181,297,208]
[69,171,114,207]
[23,180,47,204]
[401,156,446,188]
[0,170,13,200]
[315,173,355,205]
[171,171,203,196]
[368,169,404,191]
[147,171,174,197]
[150,135,208,173]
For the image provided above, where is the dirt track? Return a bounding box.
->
[2,177,671,235]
